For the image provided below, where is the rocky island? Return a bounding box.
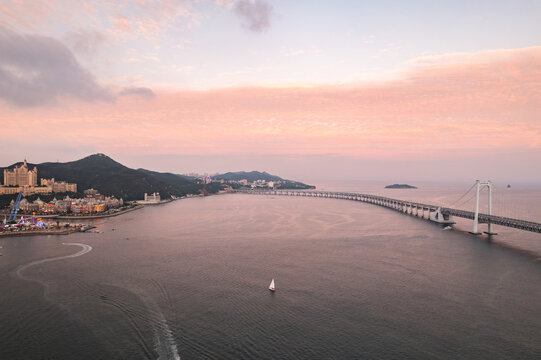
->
[385,184,417,189]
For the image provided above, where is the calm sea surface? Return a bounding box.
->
[1,181,540,359]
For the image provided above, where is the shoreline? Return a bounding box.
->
[1,194,221,238]
[0,225,96,238]
[40,205,144,220]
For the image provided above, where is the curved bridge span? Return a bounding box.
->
[235,189,541,234]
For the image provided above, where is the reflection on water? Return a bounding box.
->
[1,184,540,359]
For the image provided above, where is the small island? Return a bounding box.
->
[385,184,417,189]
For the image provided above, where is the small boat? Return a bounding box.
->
[269,278,275,291]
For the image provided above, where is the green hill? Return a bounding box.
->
[0,154,205,201]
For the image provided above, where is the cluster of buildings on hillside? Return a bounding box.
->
[185,173,279,188]
[218,178,281,189]
[0,160,77,195]
[14,189,124,215]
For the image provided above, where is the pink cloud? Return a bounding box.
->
[1,47,539,161]
[0,0,256,40]
[112,16,132,33]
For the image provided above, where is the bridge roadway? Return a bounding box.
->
[235,189,541,234]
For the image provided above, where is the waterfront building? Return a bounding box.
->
[93,203,106,212]
[18,198,40,213]
[144,192,161,203]
[10,194,125,215]
[43,203,56,213]
[137,192,161,204]
[145,192,160,202]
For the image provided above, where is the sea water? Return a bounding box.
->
[1,182,540,359]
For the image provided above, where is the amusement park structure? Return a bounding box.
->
[7,190,23,223]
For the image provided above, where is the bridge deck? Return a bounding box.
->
[236,190,541,234]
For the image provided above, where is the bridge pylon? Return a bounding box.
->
[470,180,497,235]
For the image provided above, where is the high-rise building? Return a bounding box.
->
[3,160,38,186]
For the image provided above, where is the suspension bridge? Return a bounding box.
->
[234,180,541,234]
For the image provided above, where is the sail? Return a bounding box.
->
[269,278,275,291]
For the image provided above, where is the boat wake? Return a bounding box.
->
[13,243,93,286]
[149,304,181,360]
[97,281,181,360]
[12,243,180,359]
[139,280,181,360]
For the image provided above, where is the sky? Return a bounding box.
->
[0,0,540,182]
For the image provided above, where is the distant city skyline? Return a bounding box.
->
[1,1,540,182]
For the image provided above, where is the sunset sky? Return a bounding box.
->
[1,0,540,182]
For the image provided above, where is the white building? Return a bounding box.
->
[145,193,161,202]
[137,192,162,205]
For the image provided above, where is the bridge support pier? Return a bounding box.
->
[430,207,455,226]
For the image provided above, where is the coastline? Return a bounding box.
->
[0,225,96,238]
[3,192,230,239]
[135,199,173,206]
[42,205,144,220]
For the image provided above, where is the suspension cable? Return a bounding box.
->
[448,182,477,207]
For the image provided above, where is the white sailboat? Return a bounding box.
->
[269,278,275,291]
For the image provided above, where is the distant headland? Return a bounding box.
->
[385,184,417,189]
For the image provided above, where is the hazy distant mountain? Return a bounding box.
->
[0,154,205,200]
[214,171,284,182]
[214,171,315,189]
